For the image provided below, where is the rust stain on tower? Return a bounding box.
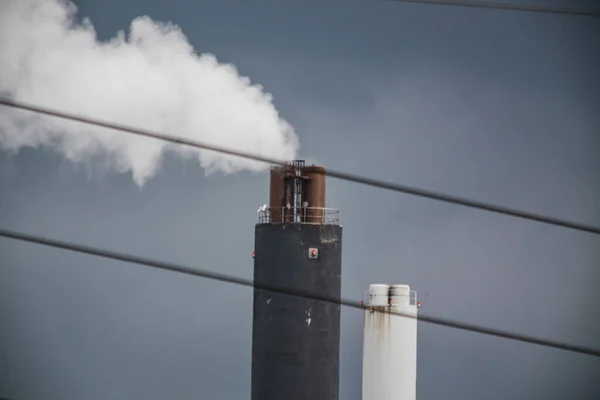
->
[268,166,286,223]
[267,160,328,224]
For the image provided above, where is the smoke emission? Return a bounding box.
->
[0,0,299,186]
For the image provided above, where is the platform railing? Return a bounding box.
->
[258,207,340,225]
[361,289,419,309]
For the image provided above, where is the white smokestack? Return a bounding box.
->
[0,0,299,186]
[362,284,418,400]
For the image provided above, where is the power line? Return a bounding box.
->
[1,227,599,358]
[1,98,599,235]
[3,98,599,235]
[385,0,600,17]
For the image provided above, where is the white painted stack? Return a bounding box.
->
[362,284,418,400]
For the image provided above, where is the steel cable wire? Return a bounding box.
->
[1,227,599,358]
[384,0,600,17]
[1,99,599,235]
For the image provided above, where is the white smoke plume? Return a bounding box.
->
[0,0,299,186]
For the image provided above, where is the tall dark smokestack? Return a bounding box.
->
[251,160,342,400]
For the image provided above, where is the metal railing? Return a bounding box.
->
[258,207,340,225]
[360,289,419,309]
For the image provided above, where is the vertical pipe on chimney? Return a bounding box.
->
[269,167,286,223]
[303,165,326,224]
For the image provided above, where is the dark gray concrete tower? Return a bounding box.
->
[251,160,342,400]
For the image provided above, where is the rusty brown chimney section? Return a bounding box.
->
[268,166,286,223]
[268,160,327,224]
[303,165,326,224]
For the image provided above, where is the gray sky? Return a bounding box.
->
[1,0,599,399]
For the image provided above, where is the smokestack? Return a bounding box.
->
[252,160,342,400]
[362,284,419,400]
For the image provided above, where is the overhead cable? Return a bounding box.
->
[385,0,600,17]
[1,99,598,235]
[1,227,599,358]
